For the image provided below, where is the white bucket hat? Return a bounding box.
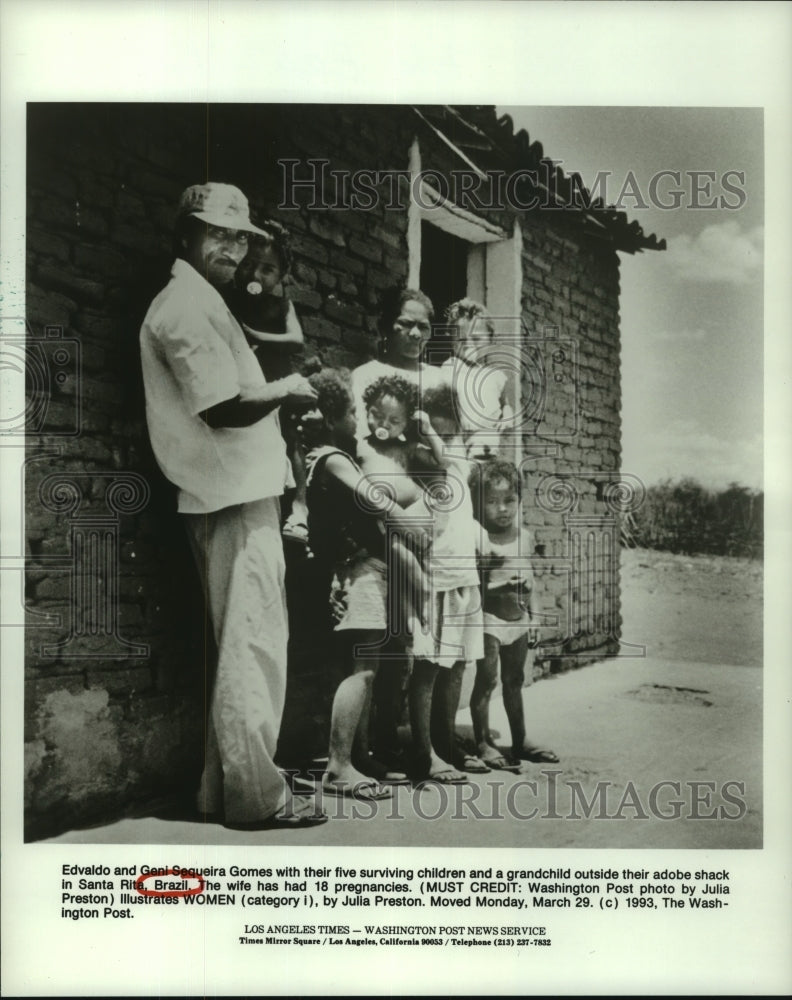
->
[177,182,270,236]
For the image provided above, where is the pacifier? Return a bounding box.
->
[374,427,389,441]
[246,281,263,296]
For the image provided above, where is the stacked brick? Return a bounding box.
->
[24,105,211,840]
[22,104,627,838]
[519,219,624,670]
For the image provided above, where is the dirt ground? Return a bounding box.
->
[44,546,763,849]
[620,546,763,668]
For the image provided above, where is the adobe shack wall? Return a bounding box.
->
[417,126,624,674]
[519,220,623,669]
[25,104,209,842]
[23,104,623,839]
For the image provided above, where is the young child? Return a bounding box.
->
[353,373,436,774]
[224,218,302,379]
[356,374,489,780]
[222,220,310,545]
[441,298,514,460]
[303,369,428,796]
[359,373,452,499]
[469,459,558,770]
[406,383,490,782]
[358,374,423,502]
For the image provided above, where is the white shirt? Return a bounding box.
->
[140,259,291,514]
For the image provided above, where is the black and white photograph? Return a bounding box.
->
[1,2,790,996]
[17,100,764,851]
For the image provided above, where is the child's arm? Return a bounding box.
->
[389,535,430,630]
[497,367,515,430]
[519,526,540,642]
[526,586,541,646]
[528,585,541,622]
[243,301,305,350]
[412,410,449,468]
[324,452,430,547]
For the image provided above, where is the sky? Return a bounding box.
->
[499,106,764,493]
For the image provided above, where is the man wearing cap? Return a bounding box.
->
[140,182,325,828]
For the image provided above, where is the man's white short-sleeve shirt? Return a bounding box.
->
[140,259,291,514]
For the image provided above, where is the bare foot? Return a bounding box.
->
[477,742,521,772]
[453,751,491,773]
[322,765,393,800]
[415,753,468,785]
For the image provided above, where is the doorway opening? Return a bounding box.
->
[419,221,469,350]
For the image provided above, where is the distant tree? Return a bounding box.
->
[631,478,762,559]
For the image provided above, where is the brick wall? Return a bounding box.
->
[25,105,212,840]
[22,104,625,838]
[519,219,624,669]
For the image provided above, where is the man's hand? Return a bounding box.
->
[274,373,318,406]
[294,407,324,433]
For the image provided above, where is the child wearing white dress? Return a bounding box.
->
[407,383,487,782]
